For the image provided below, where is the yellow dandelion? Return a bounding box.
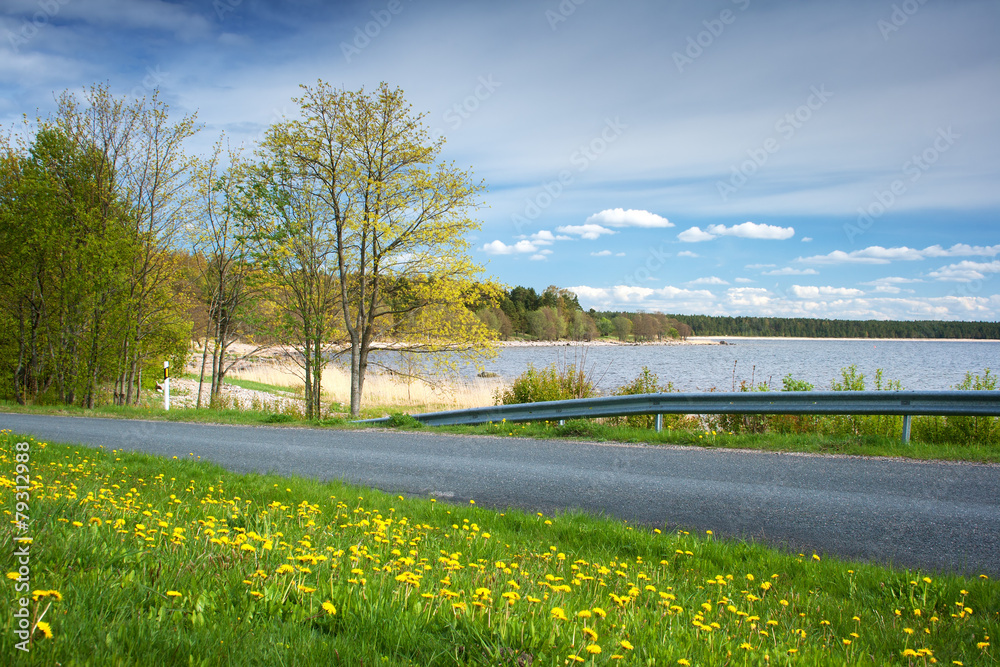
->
[6,572,21,580]
[620,640,634,650]
[35,621,53,639]
[166,591,182,598]
[583,628,598,641]
[322,601,337,616]
[550,607,568,621]
[586,644,602,655]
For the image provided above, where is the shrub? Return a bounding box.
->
[612,366,679,430]
[913,369,1000,446]
[828,366,904,438]
[554,419,609,439]
[496,363,596,405]
[386,412,423,428]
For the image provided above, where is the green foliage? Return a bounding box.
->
[781,374,814,392]
[496,363,597,405]
[386,412,424,428]
[612,366,680,429]
[913,369,1000,447]
[554,419,609,439]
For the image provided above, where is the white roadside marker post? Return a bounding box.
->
[164,361,170,411]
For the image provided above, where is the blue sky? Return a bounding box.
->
[2,0,998,320]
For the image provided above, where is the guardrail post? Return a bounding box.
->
[901,414,911,443]
[655,414,663,432]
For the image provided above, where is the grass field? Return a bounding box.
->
[1,430,996,665]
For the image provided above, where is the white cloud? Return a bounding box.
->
[801,237,813,242]
[861,276,922,294]
[706,222,795,240]
[798,244,1000,266]
[677,226,717,242]
[480,239,538,255]
[725,287,773,308]
[585,208,673,228]
[927,260,1000,282]
[921,244,1000,258]
[616,252,626,256]
[679,222,794,242]
[677,250,699,258]
[567,284,716,310]
[523,230,558,245]
[590,250,613,257]
[686,276,729,286]
[556,224,616,240]
[735,277,755,284]
[762,267,819,276]
[790,285,865,298]
[567,283,1000,320]
[745,263,776,269]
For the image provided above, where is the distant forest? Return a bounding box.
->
[480,286,1000,341]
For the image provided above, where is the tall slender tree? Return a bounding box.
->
[256,81,499,416]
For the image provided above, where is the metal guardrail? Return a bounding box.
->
[357,390,1000,442]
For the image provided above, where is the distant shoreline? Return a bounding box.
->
[497,336,1000,347]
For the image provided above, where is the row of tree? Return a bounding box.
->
[0,82,501,416]
[667,314,1000,339]
[475,285,999,342]
[476,285,692,342]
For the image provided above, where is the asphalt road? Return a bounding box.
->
[4,413,999,577]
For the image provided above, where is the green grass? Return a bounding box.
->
[435,419,1000,464]
[1,431,996,665]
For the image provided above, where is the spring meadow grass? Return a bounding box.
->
[2,431,997,665]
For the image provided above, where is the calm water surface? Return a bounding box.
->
[459,338,999,392]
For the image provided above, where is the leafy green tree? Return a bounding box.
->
[257,81,499,416]
[612,315,633,342]
[596,317,614,337]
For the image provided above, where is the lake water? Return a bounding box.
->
[444,338,999,392]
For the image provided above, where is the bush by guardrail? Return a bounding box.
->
[357,390,1000,443]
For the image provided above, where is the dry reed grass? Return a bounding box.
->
[228,361,503,412]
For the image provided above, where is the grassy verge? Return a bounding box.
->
[1,431,996,665]
[434,419,1000,464]
[181,374,304,396]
